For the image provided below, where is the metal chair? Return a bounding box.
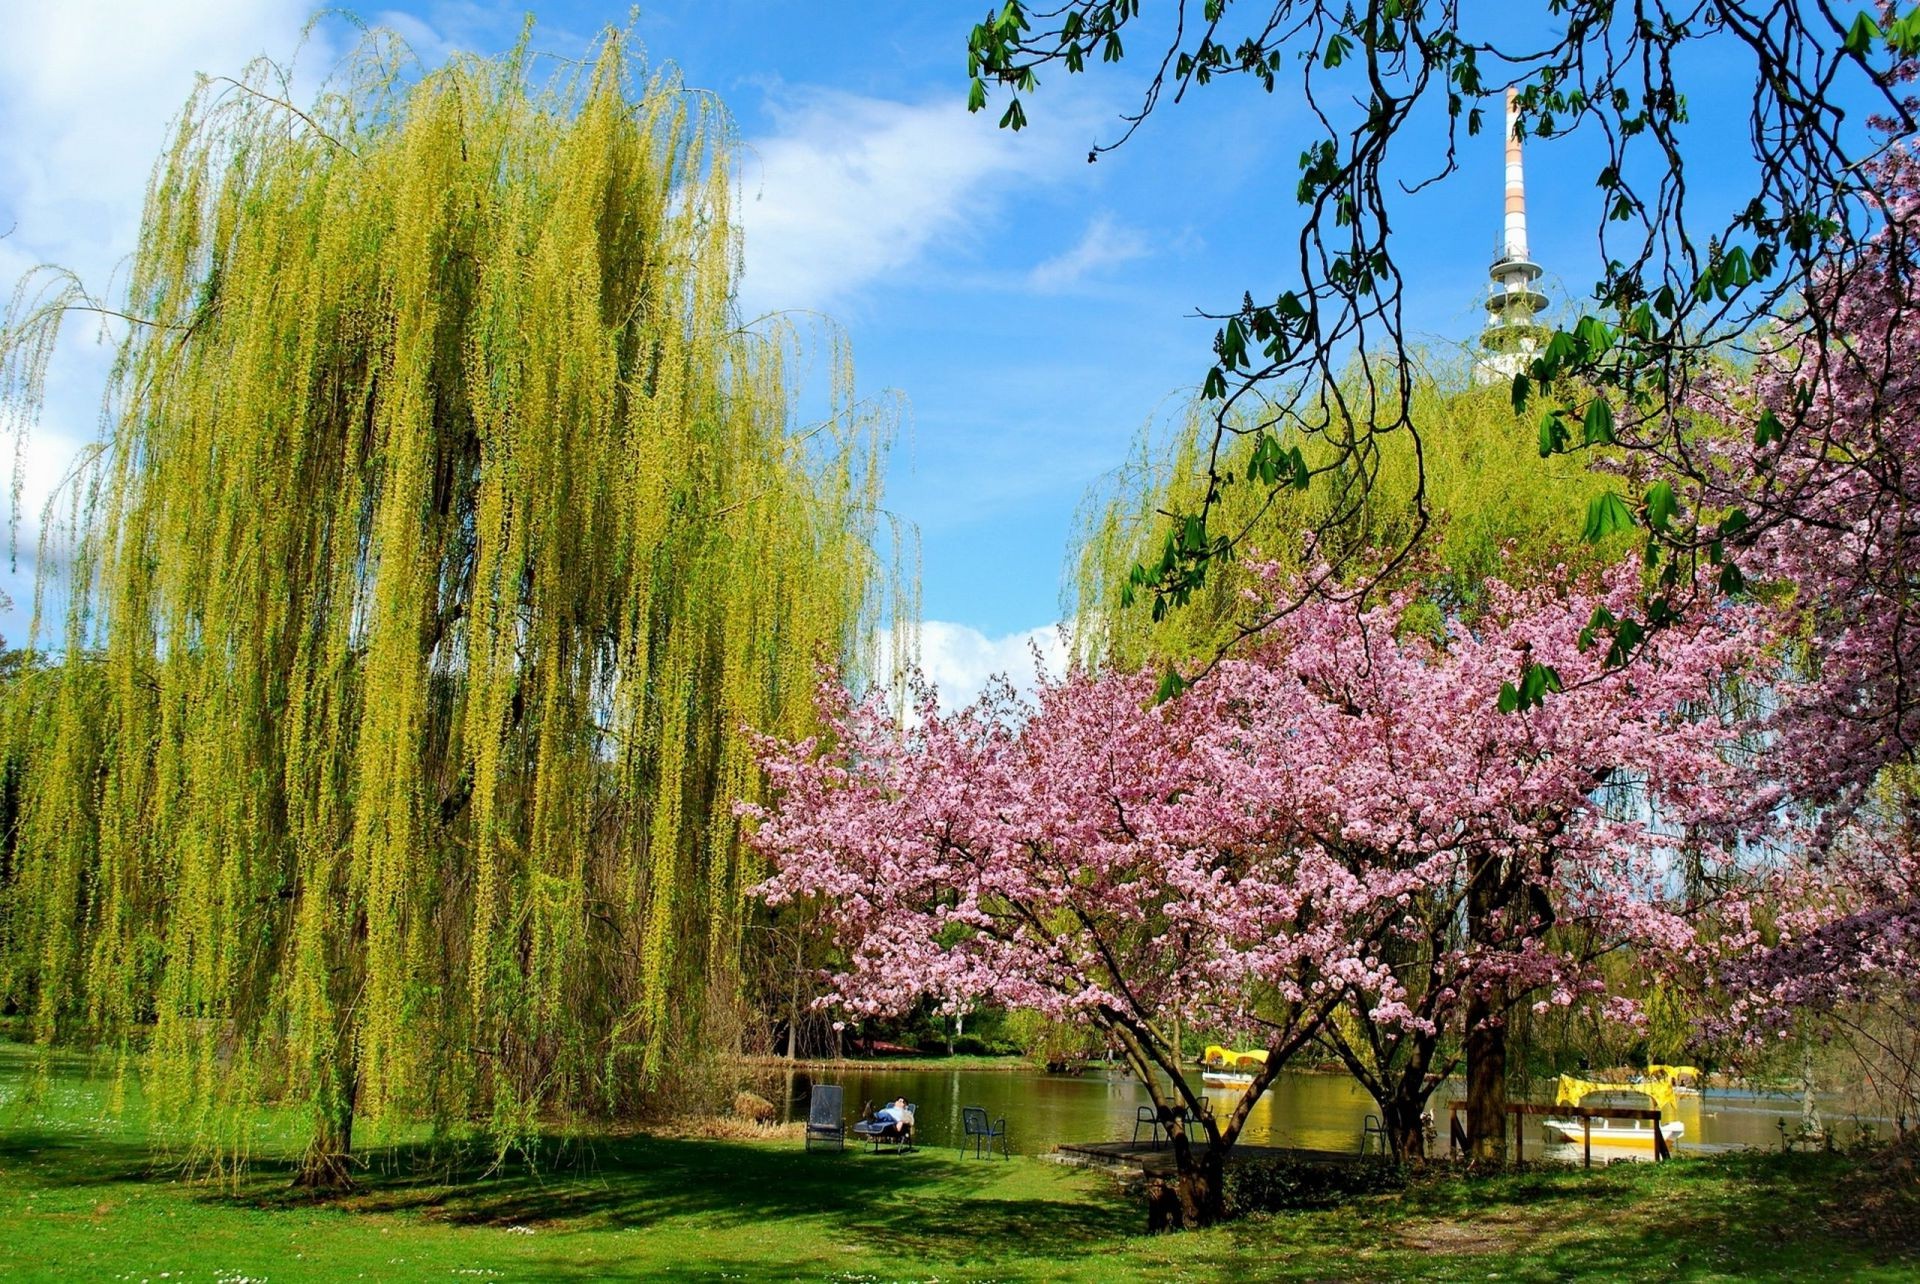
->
[804,1084,845,1151]
[1360,1113,1390,1156]
[1132,1101,1210,1149]
[961,1105,1010,1158]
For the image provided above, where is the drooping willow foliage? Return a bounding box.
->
[1069,360,1629,671]
[0,31,910,1180]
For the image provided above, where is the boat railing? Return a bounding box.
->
[1447,1099,1672,1167]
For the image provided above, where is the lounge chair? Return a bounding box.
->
[851,1101,917,1152]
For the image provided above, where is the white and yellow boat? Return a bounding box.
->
[1542,1075,1684,1151]
[1200,1045,1267,1087]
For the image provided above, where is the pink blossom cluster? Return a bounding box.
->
[1707,810,1920,1042]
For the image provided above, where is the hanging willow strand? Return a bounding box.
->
[0,28,912,1185]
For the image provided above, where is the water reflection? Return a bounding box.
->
[753,1064,1889,1161]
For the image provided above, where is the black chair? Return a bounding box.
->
[961,1105,1010,1159]
[1360,1113,1389,1156]
[805,1084,845,1151]
[1132,1101,1210,1149]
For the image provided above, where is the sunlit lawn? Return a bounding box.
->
[3,1040,1914,1282]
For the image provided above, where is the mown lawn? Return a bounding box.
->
[2,1042,1913,1282]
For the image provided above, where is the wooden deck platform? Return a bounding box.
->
[1053,1139,1370,1175]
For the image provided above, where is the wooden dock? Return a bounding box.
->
[1053,1139,1370,1175]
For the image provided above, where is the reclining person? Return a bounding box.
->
[873,1097,915,1145]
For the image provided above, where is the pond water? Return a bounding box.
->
[752,1063,1890,1161]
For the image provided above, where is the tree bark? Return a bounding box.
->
[1464,988,1508,1163]
[1385,1095,1430,1162]
[1464,848,1509,1163]
[292,1073,357,1190]
[1149,1144,1226,1230]
[786,930,801,1060]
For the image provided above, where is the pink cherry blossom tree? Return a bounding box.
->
[745,558,1763,1217]
[746,670,1412,1227]
[1700,798,1920,1124]
[1646,136,1920,1063]
[1195,562,1765,1160]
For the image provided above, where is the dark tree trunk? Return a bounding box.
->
[1464,988,1508,1163]
[1465,848,1508,1163]
[1148,1144,1226,1230]
[293,1083,356,1190]
[1385,1095,1430,1162]
[296,909,362,1192]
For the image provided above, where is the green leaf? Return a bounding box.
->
[1573,314,1615,356]
[1581,492,1636,543]
[1753,408,1784,448]
[1249,433,1282,485]
[1845,9,1882,55]
[1644,480,1678,532]
[1153,667,1189,704]
[1538,412,1568,458]
[1219,317,1247,368]
[1582,398,1615,445]
[1323,34,1352,68]
[1893,10,1920,56]
[1718,562,1747,595]
[967,78,988,113]
[998,98,1027,130]
[1202,366,1228,400]
[1605,617,1645,668]
[1577,604,1617,652]
[1509,372,1531,412]
[1180,513,1206,552]
[1504,662,1564,713]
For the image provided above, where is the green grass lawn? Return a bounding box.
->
[3,1041,1914,1282]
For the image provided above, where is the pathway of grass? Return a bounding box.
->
[2,1042,1913,1282]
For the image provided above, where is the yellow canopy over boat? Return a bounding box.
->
[1202,1045,1269,1069]
[1555,1074,1677,1116]
[1646,1063,1701,1083]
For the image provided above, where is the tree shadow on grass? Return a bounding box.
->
[231,1134,1139,1270]
[0,1130,157,1186]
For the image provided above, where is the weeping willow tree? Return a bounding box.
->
[1069,356,1631,670]
[0,30,911,1184]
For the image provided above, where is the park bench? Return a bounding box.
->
[804,1083,845,1151]
[961,1105,1010,1159]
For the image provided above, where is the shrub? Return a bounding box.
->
[1221,1157,1407,1217]
[730,1091,777,1124]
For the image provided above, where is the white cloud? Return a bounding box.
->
[735,88,1093,315]
[1028,212,1150,291]
[876,619,1070,715]
[0,1,336,281]
[0,0,344,644]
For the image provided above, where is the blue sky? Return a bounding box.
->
[0,2,1797,704]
